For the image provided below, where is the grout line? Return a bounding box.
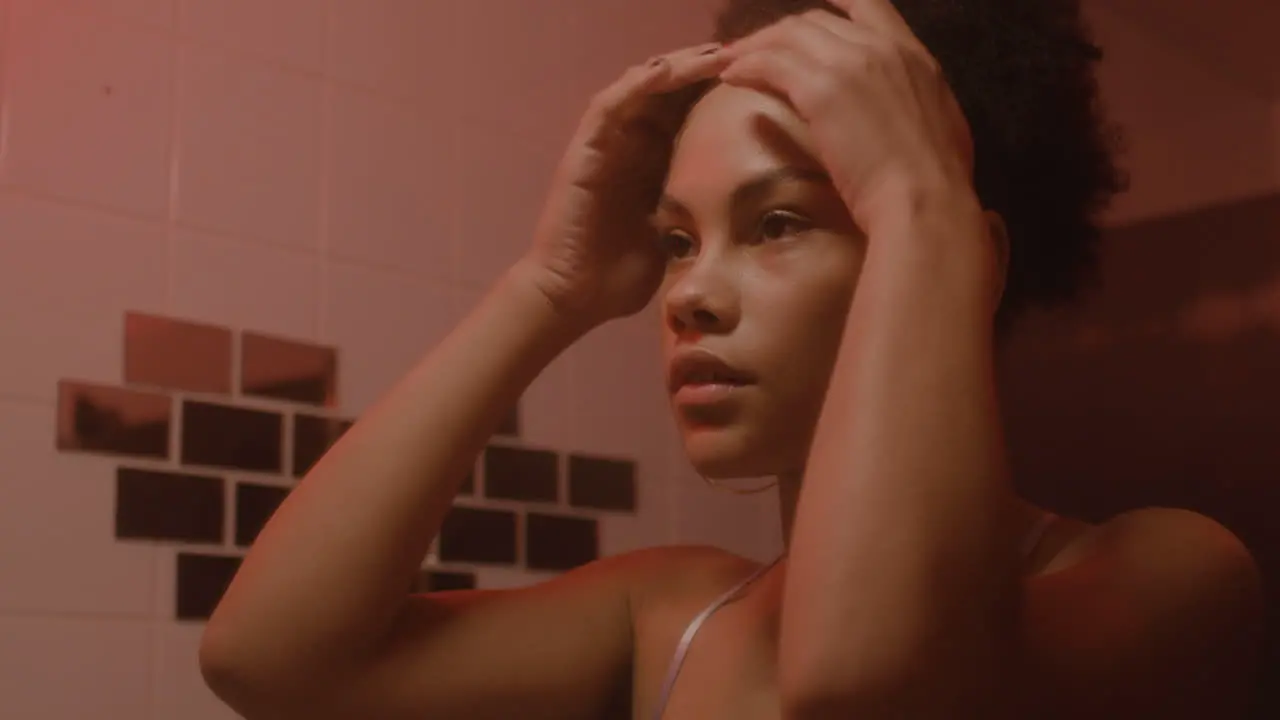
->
[0,0,12,171]
[281,412,296,479]
[316,0,335,342]
[164,3,184,315]
[167,391,181,468]
[225,474,236,548]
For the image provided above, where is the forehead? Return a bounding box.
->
[665,83,822,197]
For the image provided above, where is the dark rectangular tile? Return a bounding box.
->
[124,312,233,395]
[568,455,637,512]
[56,380,170,460]
[526,513,597,572]
[413,570,477,593]
[176,553,242,621]
[292,414,353,477]
[483,446,558,503]
[116,467,224,544]
[438,506,517,565]
[181,401,283,473]
[235,483,290,547]
[240,332,337,407]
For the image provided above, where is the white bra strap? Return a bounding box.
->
[650,555,783,720]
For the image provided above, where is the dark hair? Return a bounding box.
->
[704,0,1128,334]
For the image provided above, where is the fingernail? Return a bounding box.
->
[699,45,721,56]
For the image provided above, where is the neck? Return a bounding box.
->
[778,472,804,551]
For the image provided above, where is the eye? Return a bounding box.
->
[757,210,813,242]
[658,229,695,260]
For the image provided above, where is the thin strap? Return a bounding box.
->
[1021,512,1058,560]
[650,555,783,720]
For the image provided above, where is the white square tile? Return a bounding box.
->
[172,227,321,340]
[0,192,168,401]
[327,0,455,100]
[153,621,243,720]
[450,2,593,287]
[180,0,324,72]
[94,0,175,28]
[321,261,464,414]
[176,45,324,250]
[0,615,153,719]
[2,0,174,217]
[564,311,673,459]
[0,402,159,615]
[561,313,685,551]
[326,85,456,278]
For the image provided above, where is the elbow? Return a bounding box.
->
[198,626,306,718]
[198,626,270,715]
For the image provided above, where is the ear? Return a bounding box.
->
[984,209,1010,305]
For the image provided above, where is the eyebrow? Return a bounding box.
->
[655,166,833,219]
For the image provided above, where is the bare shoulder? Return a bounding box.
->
[1024,507,1264,718]
[621,543,762,607]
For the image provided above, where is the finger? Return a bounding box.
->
[649,43,732,93]
[719,46,822,115]
[801,7,934,66]
[580,44,724,135]
[725,12,847,67]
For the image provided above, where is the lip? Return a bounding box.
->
[667,347,756,397]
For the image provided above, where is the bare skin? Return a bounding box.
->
[199,3,1263,719]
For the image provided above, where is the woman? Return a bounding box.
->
[199,0,1264,717]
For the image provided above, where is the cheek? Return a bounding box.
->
[753,268,856,371]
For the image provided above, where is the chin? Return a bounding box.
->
[681,423,790,480]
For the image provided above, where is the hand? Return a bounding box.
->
[718,0,978,237]
[520,43,730,329]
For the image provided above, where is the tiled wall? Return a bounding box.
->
[0,1,781,718]
[57,310,641,623]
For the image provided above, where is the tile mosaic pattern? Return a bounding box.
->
[56,311,639,621]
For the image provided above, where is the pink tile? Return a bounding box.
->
[325,85,456,278]
[0,193,168,401]
[0,401,158,616]
[328,0,455,100]
[180,0,324,72]
[561,312,684,553]
[171,227,320,339]
[2,0,174,216]
[0,615,152,719]
[176,44,323,250]
[88,0,175,28]
[321,261,464,414]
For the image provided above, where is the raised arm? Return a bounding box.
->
[198,42,734,720]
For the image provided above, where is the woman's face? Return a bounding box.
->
[656,84,867,480]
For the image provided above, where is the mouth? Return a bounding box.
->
[667,349,756,403]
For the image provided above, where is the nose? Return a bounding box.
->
[664,256,740,337]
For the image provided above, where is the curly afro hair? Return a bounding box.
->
[701,0,1128,335]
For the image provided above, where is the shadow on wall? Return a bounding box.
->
[997,192,1280,717]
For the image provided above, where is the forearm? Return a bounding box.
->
[780,190,1021,712]
[201,263,586,687]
